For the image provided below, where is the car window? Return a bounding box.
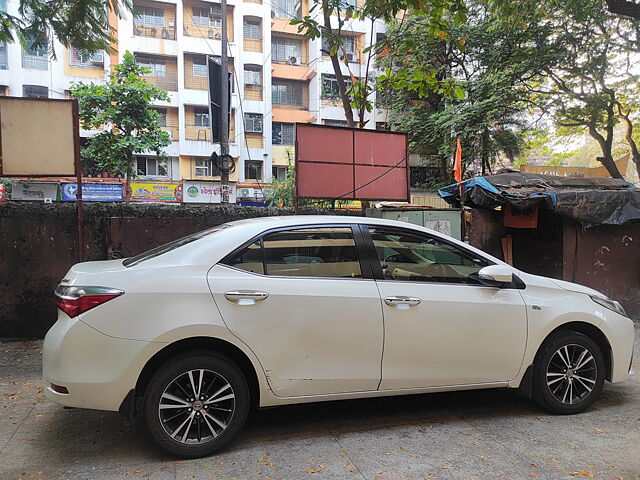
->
[222,227,362,278]
[222,240,264,274]
[263,227,361,278]
[367,227,490,284]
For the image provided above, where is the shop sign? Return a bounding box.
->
[130,182,182,202]
[183,181,236,204]
[61,183,123,202]
[11,181,59,201]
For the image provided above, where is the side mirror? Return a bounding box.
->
[478,265,513,287]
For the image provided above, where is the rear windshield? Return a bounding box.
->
[123,225,230,267]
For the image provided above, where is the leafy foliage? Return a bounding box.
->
[0,0,131,57]
[71,51,171,192]
[378,7,529,186]
[291,0,467,127]
[266,150,296,207]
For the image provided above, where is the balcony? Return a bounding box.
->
[133,24,176,40]
[185,123,212,142]
[142,71,178,91]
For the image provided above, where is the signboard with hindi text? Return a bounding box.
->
[130,182,182,202]
[183,181,237,203]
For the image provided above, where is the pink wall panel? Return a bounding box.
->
[354,165,408,201]
[297,162,354,199]
[296,124,354,164]
[354,130,407,167]
[296,124,408,200]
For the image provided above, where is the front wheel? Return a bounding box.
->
[143,353,250,457]
[533,330,605,414]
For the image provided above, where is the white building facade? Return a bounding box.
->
[0,0,388,191]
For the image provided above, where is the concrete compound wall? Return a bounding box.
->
[0,203,361,339]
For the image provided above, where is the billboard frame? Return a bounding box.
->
[0,96,85,261]
[294,123,410,211]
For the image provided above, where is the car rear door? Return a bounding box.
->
[363,225,528,390]
[207,224,384,397]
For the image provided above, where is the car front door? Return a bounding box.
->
[364,225,528,390]
[208,225,384,397]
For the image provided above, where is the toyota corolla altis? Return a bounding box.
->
[43,216,634,457]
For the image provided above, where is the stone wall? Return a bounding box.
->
[0,203,360,338]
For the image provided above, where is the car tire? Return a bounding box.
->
[532,330,605,414]
[143,352,250,458]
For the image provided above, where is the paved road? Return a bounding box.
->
[1,327,639,480]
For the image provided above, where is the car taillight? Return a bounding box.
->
[54,286,124,318]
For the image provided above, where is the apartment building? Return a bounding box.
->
[0,0,388,191]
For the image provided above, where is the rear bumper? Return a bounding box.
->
[43,315,157,411]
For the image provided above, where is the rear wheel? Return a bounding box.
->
[143,353,250,457]
[533,330,605,414]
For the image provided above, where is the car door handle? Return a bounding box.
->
[384,296,421,308]
[224,290,269,305]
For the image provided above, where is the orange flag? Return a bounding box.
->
[454,138,462,184]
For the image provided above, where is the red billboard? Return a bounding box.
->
[295,124,409,201]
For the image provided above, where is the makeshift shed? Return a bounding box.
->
[438,173,640,319]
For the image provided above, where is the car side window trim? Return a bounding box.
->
[219,224,375,280]
[361,224,500,286]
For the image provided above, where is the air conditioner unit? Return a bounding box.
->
[208,30,214,39]
[215,32,222,40]
[240,188,254,197]
[289,56,299,65]
[168,21,175,27]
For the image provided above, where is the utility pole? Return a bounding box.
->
[219,0,230,203]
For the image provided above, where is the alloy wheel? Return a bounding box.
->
[545,344,597,405]
[158,369,235,444]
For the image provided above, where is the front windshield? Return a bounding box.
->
[123,224,230,267]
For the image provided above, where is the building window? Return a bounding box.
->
[137,57,166,77]
[22,37,48,70]
[339,0,357,7]
[272,166,288,181]
[133,6,164,26]
[192,55,207,77]
[23,85,48,98]
[321,74,353,99]
[272,80,303,106]
[0,85,8,96]
[321,35,356,61]
[245,160,263,180]
[243,18,261,39]
[192,6,221,28]
[324,119,348,127]
[194,107,210,127]
[244,65,262,86]
[0,41,7,70]
[155,108,167,127]
[136,156,169,177]
[376,121,388,131]
[272,122,295,146]
[271,0,301,19]
[244,113,263,133]
[271,37,302,64]
[194,157,221,177]
[69,47,103,67]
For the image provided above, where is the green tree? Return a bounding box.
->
[292,0,467,127]
[0,0,131,56]
[266,150,296,207]
[71,51,171,200]
[378,7,529,186]
[487,0,640,179]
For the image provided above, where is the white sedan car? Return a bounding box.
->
[44,216,634,457]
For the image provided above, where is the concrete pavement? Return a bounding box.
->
[1,327,639,480]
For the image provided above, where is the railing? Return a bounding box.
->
[142,71,178,91]
[133,24,177,40]
[185,123,212,141]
